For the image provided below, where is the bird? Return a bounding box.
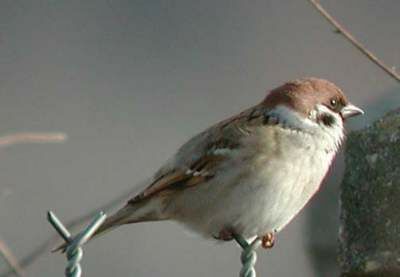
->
[55,77,363,252]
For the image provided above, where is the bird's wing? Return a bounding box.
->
[129,104,269,204]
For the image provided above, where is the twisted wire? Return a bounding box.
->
[48,211,259,277]
[47,211,106,277]
[65,248,82,277]
[233,234,261,277]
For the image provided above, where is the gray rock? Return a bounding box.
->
[339,108,400,276]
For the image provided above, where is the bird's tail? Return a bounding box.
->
[52,199,159,253]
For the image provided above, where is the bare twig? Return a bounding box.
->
[0,133,67,148]
[308,0,400,83]
[0,238,26,277]
[0,131,67,276]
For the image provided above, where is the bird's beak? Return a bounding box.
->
[340,103,364,119]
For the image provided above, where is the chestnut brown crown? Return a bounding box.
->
[262,77,363,120]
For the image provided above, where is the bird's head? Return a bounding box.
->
[262,77,364,129]
[260,78,364,152]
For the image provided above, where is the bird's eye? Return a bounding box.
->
[330,99,337,108]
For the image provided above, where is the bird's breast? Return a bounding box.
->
[236,126,335,234]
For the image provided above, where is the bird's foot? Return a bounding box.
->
[261,232,275,249]
[214,228,234,241]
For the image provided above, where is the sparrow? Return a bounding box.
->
[56,77,363,251]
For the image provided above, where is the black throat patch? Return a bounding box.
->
[318,113,336,127]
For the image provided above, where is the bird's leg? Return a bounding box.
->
[214,228,234,241]
[261,232,275,249]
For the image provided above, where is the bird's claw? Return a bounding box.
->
[261,232,275,249]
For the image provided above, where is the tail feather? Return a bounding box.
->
[52,200,158,253]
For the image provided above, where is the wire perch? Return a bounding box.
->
[47,211,107,277]
[47,210,259,277]
[233,234,262,277]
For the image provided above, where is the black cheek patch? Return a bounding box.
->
[318,114,336,127]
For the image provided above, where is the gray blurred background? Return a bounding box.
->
[0,1,399,276]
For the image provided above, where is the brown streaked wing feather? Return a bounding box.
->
[129,154,227,204]
[129,104,268,205]
[136,170,189,199]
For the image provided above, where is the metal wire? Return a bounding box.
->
[233,234,262,277]
[47,211,259,276]
[47,211,107,277]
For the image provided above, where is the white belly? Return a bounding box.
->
[170,127,336,239]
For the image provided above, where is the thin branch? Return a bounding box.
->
[308,0,400,83]
[0,131,67,276]
[0,133,67,148]
[0,238,26,277]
